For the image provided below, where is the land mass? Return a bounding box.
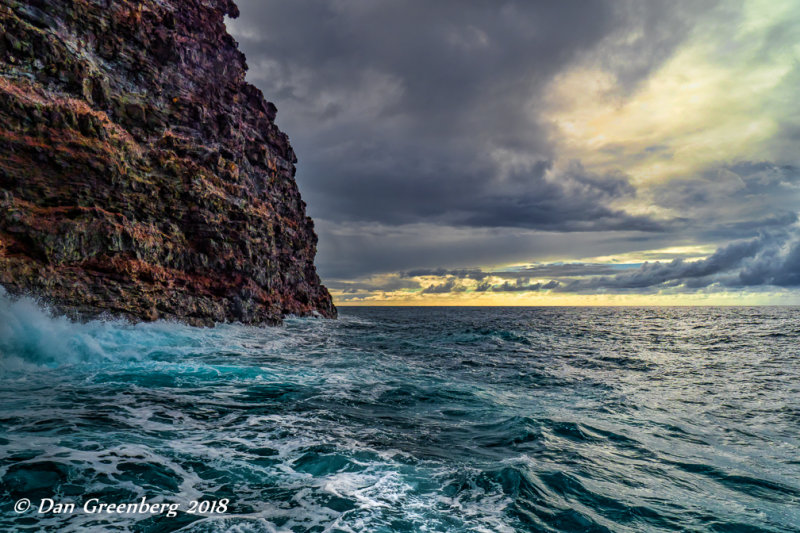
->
[0,0,336,325]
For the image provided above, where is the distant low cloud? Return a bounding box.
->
[388,227,800,296]
[326,277,421,294]
[489,280,560,292]
[403,268,490,280]
[421,279,466,294]
[402,263,621,281]
[559,229,800,292]
[420,278,561,294]
[521,264,622,277]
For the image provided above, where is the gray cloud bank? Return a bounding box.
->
[399,228,800,295]
[562,231,800,292]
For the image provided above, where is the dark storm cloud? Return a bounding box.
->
[230,0,712,233]
[649,162,800,242]
[402,263,622,280]
[453,162,668,232]
[421,279,465,294]
[522,264,623,277]
[736,239,800,288]
[489,279,560,292]
[424,278,562,294]
[325,278,421,293]
[556,229,800,292]
[561,238,762,291]
[404,268,490,281]
[489,279,538,292]
[654,163,799,206]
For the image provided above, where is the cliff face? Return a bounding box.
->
[0,0,336,325]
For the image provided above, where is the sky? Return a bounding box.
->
[227,0,800,305]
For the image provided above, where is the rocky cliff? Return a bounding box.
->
[0,0,336,325]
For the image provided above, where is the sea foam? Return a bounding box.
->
[0,287,216,370]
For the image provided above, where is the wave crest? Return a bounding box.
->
[0,287,113,368]
[0,287,211,370]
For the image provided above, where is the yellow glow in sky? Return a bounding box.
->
[334,289,800,307]
[543,0,799,185]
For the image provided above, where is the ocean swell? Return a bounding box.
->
[1,301,799,531]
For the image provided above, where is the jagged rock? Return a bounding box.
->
[0,0,336,325]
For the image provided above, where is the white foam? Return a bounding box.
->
[0,287,294,371]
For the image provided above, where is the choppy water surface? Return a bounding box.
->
[1,296,799,532]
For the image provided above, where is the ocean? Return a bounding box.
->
[1,293,798,532]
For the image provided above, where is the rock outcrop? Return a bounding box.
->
[0,0,336,325]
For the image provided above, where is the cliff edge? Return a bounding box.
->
[0,0,336,325]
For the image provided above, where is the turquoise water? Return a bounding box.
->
[1,292,799,532]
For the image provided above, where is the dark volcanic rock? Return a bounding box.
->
[0,0,336,325]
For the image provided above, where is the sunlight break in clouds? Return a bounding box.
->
[545,0,800,185]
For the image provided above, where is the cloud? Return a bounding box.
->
[228,0,708,235]
[521,264,622,277]
[416,277,561,294]
[452,160,666,232]
[642,162,800,245]
[227,1,799,302]
[652,163,799,218]
[558,229,800,292]
[381,226,800,296]
[325,277,421,293]
[475,281,492,292]
[492,280,541,292]
[315,220,690,280]
[403,268,490,280]
[421,279,465,294]
[489,279,560,292]
[737,239,800,287]
[402,263,622,280]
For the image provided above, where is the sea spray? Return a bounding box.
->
[0,287,109,369]
[0,288,190,370]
